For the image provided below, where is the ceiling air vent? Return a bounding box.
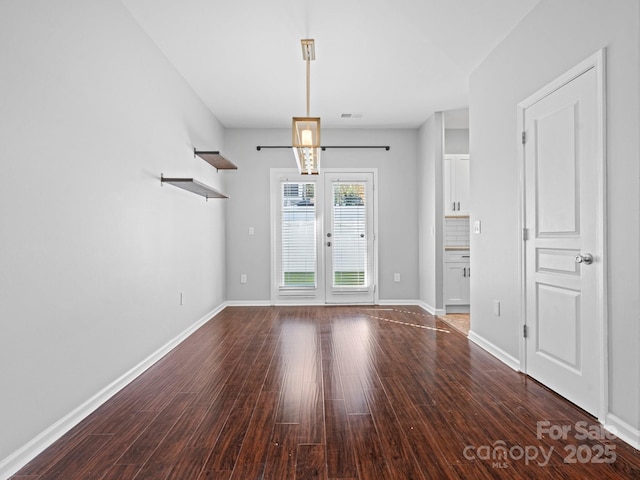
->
[341,113,363,119]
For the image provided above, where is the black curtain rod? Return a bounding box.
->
[256,145,390,151]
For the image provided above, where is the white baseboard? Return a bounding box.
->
[378,299,420,306]
[0,303,226,480]
[605,413,640,450]
[226,300,429,307]
[224,300,272,307]
[417,301,446,316]
[468,330,521,371]
[444,305,470,314]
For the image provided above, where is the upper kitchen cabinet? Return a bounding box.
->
[444,154,470,216]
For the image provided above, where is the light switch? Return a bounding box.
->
[473,221,481,234]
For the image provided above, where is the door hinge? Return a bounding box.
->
[523,325,528,338]
[522,131,527,144]
[523,228,529,241]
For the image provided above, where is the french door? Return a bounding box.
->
[271,169,376,304]
[324,173,375,304]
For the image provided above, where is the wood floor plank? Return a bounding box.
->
[15,403,112,476]
[363,388,426,480]
[132,405,209,479]
[99,464,142,480]
[341,376,369,414]
[232,361,271,411]
[347,414,392,480]
[321,356,344,400]
[298,381,324,444]
[296,444,325,479]
[203,407,252,472]
[11,306,640,480]
[262,423,298,480]
[163,447,210,480]
[325,399,358,478]
[37,434,113,480]
[188,383,242,450]
[229,390,279,478]
[197,469,232,480]
[69,411,157,480]
[116,392,196,466]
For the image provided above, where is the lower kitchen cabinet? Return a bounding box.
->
[444,251,470,306]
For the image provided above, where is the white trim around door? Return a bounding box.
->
[270,168,379,305]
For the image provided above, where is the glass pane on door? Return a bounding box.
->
[281,182,316,287]
[331,182,367,288]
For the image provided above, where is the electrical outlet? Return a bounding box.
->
[394,273,401,283]
[493,300,501,316]
[249,227,255,235]
[240,274,247,284]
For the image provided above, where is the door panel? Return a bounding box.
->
[455,155,470,214]
[523,65,600,416]
[536,102,580,235]
[536,283,580,370]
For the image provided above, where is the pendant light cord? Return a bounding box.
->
[306,49,311,117]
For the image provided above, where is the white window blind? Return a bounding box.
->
[281,182,316,287]
[331,182,367,287]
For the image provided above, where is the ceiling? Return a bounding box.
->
[121,0,540,129]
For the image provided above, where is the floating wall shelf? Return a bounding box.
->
[161,175,228,200]
[194,149,237,171]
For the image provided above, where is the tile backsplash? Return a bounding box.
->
[445,217,470,247]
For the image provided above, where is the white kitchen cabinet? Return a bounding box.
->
[444,154,470,216]
[444,251,470,306]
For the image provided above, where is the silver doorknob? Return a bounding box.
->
[575,253,593,265]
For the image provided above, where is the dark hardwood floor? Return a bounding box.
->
[11,306,640,479]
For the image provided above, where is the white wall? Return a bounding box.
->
[417,114,444,313]
[470,0,640,441]
[444,129,469,154]
[0,0,227,469]
[223,128,419,303]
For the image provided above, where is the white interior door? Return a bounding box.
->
[521,56,604,417]
[324,173,375,304]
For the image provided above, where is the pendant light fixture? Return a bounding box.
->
[292,39,321,175]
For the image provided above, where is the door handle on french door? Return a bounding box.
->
[575,253,593,265]
[326,241,331,247]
